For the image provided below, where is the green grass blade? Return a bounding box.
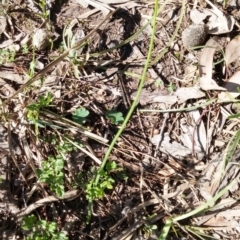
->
[158,218,172,240]
[94,0,160,185]
[173,179,237,222]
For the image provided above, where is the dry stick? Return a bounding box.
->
[118,71,131,108]
[3,9,118,105]
[191,106,210,156]
[16,189,80,219]
[154,112,169,158]
[139,162,146,214]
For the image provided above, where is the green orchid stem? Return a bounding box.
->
[85,0,159,224]
[94,0,159,186]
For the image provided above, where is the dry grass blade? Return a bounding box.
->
[41,109,108,143]
[16,190,80,219]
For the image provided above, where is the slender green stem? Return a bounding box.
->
[94,0,159,186]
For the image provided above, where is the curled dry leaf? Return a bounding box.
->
[190,5,234,35]
[225,36,240,66]
[218,71,240,101]
[205,0,235,35]
[199,38,218,78]
[207,9,234,35]
[199,38,226,91]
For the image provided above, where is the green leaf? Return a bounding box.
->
[228,113,240,119]
[72,108,89,124]
[22,215,37,230]
[106,161,117,171]
[55,185,65,197]
[105,110,124,124]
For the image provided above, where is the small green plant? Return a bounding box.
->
[38,0,50,19]
[22,214,68,240]
[72,107,89,125]
[27,92,53,135]
[86,162,116,200]
[167,82,176,93]
[28,59,37,78]
[0,48,15,64]
[105,110,124,124]
[37,138,77,197]
[221,0,229,8]
[57,139,77,154]
[37,154,65,197]
[21,43,29,54]
[143,222,157,238]
[154,78,163,88]
[86,161,119,200]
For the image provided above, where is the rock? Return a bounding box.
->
[182,24,208,49]
[32,29,50,50]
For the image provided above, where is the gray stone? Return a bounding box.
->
[182,24,208,49]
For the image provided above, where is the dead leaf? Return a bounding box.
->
[207,9,234,35]
[71,0,88,8]
[190,2,235,35]
[199,38,219,78]
[43,61,69,87]
[205,0,235,35]
[200,76,226,91]
[35,59,44,70]
[151,133,204,160]
[130,89,176,105]
[73,0,112,15]
[199,38,226,91]
[174,86,205,104]
[0,71,27,84]
[202,215,238,228]
[225,36,240,66]
[0,15,7,35]
[190,9,207,24]
[150,94,177,105]
[218,71,240,101]
[184,65,197,82]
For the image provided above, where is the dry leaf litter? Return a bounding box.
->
[1,0,240,239]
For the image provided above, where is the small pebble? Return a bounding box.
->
[32,29,50,50]
[182,24,208,49]
[153,129,159,135]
